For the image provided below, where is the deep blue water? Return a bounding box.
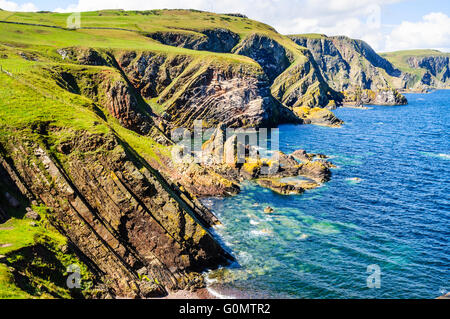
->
[204,90,450,299]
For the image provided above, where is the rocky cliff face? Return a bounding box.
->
[147,29,240,53]
[232,33,292,82]
[406,55,450,88]
[289,35,401,91]
[0,128,232,298]
[116,50,292,129]
[288,34,407,105]
[146,31,343,126]
[381,50,450,91]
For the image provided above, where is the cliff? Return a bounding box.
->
[381,50,450,91]
[288,34,407,105]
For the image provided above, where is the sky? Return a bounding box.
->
[0,0,449,52]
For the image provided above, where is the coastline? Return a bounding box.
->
[154,288,216,299]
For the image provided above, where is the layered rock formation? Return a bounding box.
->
[288,34,407,106]
[0,129,232,298]
[144,30,343,127]
[147,29,240,53]
[381,50,450,91]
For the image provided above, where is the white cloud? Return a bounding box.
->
[53,0,404,51]
[5,0,448,52]
[0,0,38,11]
[385,12,450,52]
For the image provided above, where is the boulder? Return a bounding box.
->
[264,206,274,213]
[291,149,312,162]
[298,161,332,182]
[25,207,40,221]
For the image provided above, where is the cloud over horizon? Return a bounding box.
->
[0,0,37,11]
[0,0,449,52]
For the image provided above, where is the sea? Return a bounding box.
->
[203,90,450,299]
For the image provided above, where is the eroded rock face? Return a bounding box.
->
[406,55,450,88]
[289,35,402,92]
[105,79,154,134]
[148,29,240,53]
[119,50,288,128]
[0,131,232,298]
[288,35,408,106]
[57,47,109,66]
[163,66,282,128]
[343,88,407,106]
[233,33,291,82]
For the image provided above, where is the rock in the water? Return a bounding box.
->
[298,161,332,182]
[293,106,343,127]
[291,149,312,162]
[257,177,318,195]
[264,206,274,213]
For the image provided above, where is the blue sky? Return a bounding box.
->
[1,0,449,52]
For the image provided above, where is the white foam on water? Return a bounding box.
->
[299,233,309,240]
[345,177,363,184]
[206,287,236,299]
[250,229,272,237]
[249,219,260,225]
[422,152,450,160]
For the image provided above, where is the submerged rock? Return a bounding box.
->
[293,106,343,127]
[257,178,319,195]
[264,206,274,213]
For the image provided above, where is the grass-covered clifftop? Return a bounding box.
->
[287,33,407,106]
[0,9,341,122]
[380,49,450,90]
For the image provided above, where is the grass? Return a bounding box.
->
[0,210,94,298]
[0,9,275,38]
[380,49,450,76]
[288,33,328,39]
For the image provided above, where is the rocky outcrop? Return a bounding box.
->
[381,50,450,90]
[0,129,232,298]
[198,124,335,193]
[148,29,240,53]
[288,34,407,106]
[256,178,319,195]
[289,35,402,91]
[117,50,293,129]
[343,88,407,106]
[292,106,343,127]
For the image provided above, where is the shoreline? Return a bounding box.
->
[154,288,217,299]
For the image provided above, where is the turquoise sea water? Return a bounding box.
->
[204,90,450,299]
